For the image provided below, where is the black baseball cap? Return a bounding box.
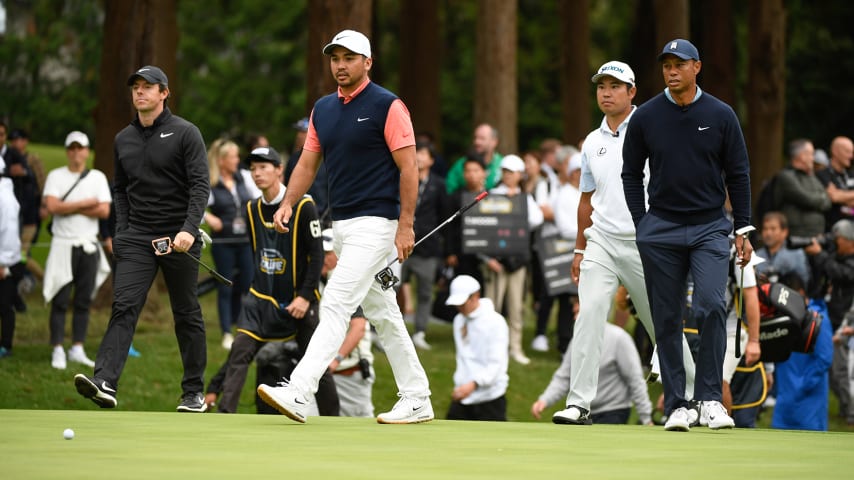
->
[246,146,281,166]
[8,128,28,140]
[127,65,169,86]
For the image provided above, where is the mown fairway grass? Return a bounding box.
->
[3,409,853,479]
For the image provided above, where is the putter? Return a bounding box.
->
[152,237,233,287]
[375,191,489,290]
[733,225,756,358]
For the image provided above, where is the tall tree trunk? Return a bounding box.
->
[94,0,178,178]
[474,0,517,154]
[399,0,441,146]
[697,0,736,107]
[746,0,787,212]
[560,0,590,146]
[653,0,689,49]
[628,0,659,104]
[306,0,373,110]
[633,0,690,104]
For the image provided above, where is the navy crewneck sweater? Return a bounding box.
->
[621,89,751,231]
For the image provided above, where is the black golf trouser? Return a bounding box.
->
[446,395,506,421]
[49,245,99,345]
[94,230,206,395]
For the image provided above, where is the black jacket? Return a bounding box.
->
[113,107,210,235]
[413,172,448,258]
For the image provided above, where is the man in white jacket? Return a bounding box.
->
[445,275,509,421]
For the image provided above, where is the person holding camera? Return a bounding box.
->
[804,218,854,425]
[754,211,811,287]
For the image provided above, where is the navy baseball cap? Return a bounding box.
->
[246,146,281,166]
[658,39,700,62]
[127,65,169,86]
[8,128,28,140]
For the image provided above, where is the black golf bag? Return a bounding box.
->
[757,282,823,362]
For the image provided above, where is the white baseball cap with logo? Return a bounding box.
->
[591,60,636,87]
[323,29,372,58]
[445,275,481,306]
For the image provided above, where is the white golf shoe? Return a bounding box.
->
[664,407,691,432]
[701,400,735,430]
[257,382,309,423]
[376,394,434,424]
[51,346,67,370]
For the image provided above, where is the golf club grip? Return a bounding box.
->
[387,191,489,268]
[209,269,233,287]
[460,191,489,215]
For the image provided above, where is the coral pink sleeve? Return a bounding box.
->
[384,99,416,152]
[303,110,322,153]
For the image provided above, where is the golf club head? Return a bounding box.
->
[375,267,399,290]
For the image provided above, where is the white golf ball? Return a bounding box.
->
[63,428,74,440]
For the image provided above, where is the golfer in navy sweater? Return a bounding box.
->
[622,39,753,431]
[259,29,433,424]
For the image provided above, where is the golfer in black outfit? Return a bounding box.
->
[74,65,211,412]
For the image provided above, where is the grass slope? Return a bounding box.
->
[3,410,852,479]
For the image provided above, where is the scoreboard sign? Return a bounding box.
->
[537,230,577,296]
[461,192,529,257]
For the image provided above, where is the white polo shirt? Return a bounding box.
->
[579,106,648,239]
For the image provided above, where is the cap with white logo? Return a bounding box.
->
[127,65,169,87]
[591,60,635,87]
[323,29,372,58]
[246,146,281,166]
[657,39,700,62]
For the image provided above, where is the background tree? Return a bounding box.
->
[398,0,441,144]
[746,0,786,204]
[94,0,178,177]
[474,0,518,154]
[695,0,736,107]
[560,0,591,147]
[5,0,854,192]
[307,0,372,111]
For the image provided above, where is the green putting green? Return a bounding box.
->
[3,409,852,479]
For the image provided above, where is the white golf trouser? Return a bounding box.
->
[567,230,695,411]
[289,216,431,398]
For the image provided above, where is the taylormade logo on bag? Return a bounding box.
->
[761,327,790,341]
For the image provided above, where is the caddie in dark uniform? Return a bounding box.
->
[204,147,339,414]
[74,65,211,412]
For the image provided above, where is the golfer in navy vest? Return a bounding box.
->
[622,39,753,431]
[258,29,434,424]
